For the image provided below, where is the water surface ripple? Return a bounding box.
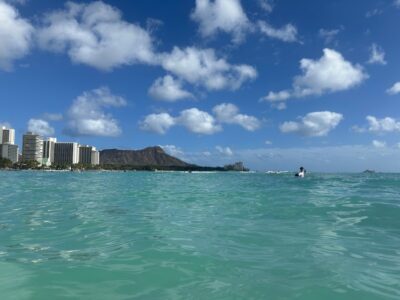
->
[0,171,399,299]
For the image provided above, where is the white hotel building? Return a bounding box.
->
[21,131,100,166]
[0,126,18,163]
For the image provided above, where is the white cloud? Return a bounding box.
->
[261,90,290,109]
[140,113,175,135]
[37,1,155,71]
[280,111,343,137]
[37,2,257,94]
[160,46,257,91]
[395,0,400,8]
[216,146,233,156]
[367,43,387,65]
[160,145,185,159]
[372,140,386,148]
[148,75,193,102]
[64,87,126,137]
[141,104,259,135]
[264,49,368,106]
[258,21,298,42]
[0,1,33,71]
[27,119,55,136]
[386,82,400,95]
[213,103,260,131]
[178,108,222,135]
[141,108,221,135]
[366,116,400,133]
[318,28,341,45]
[293,49,367,96]
[258,0,274,13]
[191,0,250,43]
[265,140,272,145]
[262,90,291,102]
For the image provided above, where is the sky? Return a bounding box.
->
[1,0,400,172]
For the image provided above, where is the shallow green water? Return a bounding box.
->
[0,171,399,299]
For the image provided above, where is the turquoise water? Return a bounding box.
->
[0,171,399,300]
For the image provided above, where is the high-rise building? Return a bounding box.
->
[42,137,57,166]
[0,144,18,163]
[79,145,100,165]
[0,126,15,145]
[22,132,43,163]
[54,142,79,165]
[91,149,100,165]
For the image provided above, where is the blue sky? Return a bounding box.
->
[1,0,400,171]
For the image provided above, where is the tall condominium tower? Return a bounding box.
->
[0,144,18,163]
[0,126,15,145]
[42,137,57,166]
[79,145,100,165]
[22,132,43,163]
[54,142,79,165]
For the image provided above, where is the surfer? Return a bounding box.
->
[295,167,306,178]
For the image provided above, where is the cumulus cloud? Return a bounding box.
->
[178,108,222,135]
[0,1,33,71]
[148,75,193,102]
[280,111,343,137]
[27,119,55,136]
[386,82,400,95]
[160,46,257,91]
[258,21,298,42]
[140,113,176,135]
[37,1,155,71]
[216,146,233,156]
[191,0,250,43]
[36,2,257,93]
[213,103,261,131]
[366,116,400,133]
[367,43,387,65]
[293,49,367,96]
[372,140,386,148]
[64,87,126,137]
[263,49,368,107]
[141,104,260,135]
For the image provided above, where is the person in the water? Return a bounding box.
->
[295,167,306,178]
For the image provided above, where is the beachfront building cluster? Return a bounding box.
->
[20,131,100,167]
[0,126,18,163]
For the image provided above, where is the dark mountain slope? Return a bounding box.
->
[100,146,189,167]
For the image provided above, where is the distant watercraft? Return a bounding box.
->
[363,169,376,174]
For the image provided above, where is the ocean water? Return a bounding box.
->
[0,171,399,300]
